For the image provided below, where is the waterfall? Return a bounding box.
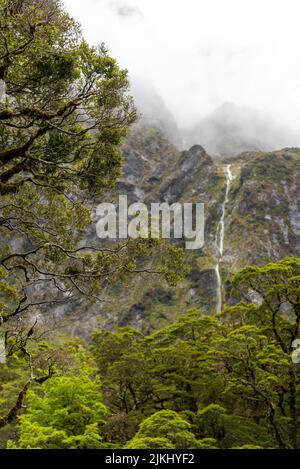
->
[215,164,233,313]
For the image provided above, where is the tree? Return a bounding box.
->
[225,257,300,449]
[125,410,203,449]
[196,404,271,449]
[0,335,83,442]
[91,312,223,432]
[0,0,136,196]
[8,355,108,449]
[0,0,136,327]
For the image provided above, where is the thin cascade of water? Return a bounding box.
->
[215,164,233,313]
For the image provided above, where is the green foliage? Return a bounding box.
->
[10,359,108,449]
[125,410,201,449]
[89,258,300,449]
[126,437,174,449]
[1,257,300,449]
[0,0,136,196]
[196,405,271,449]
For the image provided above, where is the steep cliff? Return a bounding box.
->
[61,115,300,336]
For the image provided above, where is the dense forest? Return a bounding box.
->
[1,257,300,449]
[0,0,299,450]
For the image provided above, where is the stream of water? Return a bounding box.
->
[215,164,233,313]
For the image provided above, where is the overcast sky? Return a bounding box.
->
[63,0,300,131]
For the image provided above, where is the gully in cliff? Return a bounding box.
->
[95,195,205,250]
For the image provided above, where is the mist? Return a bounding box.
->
[63,0,300,151]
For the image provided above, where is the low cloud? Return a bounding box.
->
[64,0,300,145]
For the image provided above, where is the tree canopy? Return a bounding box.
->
[91,258,300,449]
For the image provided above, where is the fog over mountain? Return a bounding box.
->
[130,79,182,148]
[130,81,300,157]
[183,102,300,158]
[64,0,300,141]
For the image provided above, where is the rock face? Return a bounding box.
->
[226,149,300,265]
[60,119,300,336]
